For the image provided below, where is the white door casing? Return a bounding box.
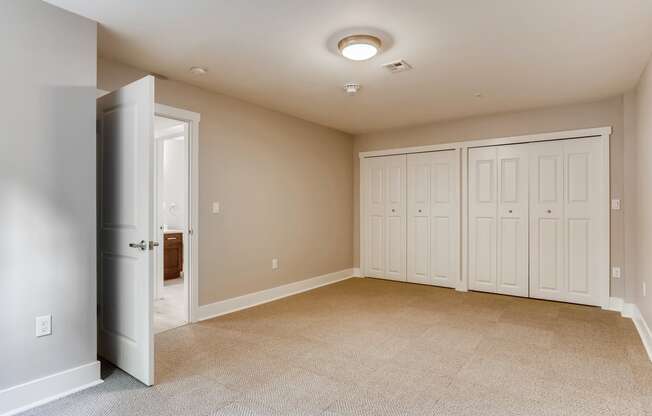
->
[407,150,460,288]
[97,76,155,386]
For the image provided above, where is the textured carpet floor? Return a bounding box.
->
[24,278,652,415]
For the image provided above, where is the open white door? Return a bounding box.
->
[97,76,156,386]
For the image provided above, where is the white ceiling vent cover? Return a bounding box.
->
[382,60,412,73]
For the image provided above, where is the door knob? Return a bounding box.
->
[418,209,422,213]
[547,209,552,214]
[392,209,396,213]
[129,240,148,251]
[149,241,160,250]
[508,210,513,214]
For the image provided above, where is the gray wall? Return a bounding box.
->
[0,0,97,389]
[625,55,652,324]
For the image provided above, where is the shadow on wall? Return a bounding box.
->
[0,86,97,389]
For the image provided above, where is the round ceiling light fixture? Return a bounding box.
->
[338,34,382,61]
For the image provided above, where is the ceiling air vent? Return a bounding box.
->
[382,60,412,74]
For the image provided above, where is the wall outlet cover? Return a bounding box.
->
[611,199,621,210]
[35,315,52,337]
[272,258,279,270]
[612,267,621,279]
[212,202,220,214]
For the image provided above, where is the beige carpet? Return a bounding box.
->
[25,278,652,415]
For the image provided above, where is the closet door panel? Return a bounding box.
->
[384,155,407,281]
[407,153,431,284]
[430,151,459,288]
[563,137,602,305]
[468,147,498,292]
[529,142,565,301]
[496,145,529,296]
[407,150,459,288]
[365,157,386,278]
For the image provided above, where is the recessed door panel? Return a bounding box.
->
[496,145,529,296]
[563,137,603,305]
[407,150,459,287]
[529,141,565,301]
[468,147,497,292]
[364,157,386,278]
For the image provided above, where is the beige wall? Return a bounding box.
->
[626,56,652,324]
[99,58,354,306]
[353,96,626,298]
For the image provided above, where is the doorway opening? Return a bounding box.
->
[153,115,189,333]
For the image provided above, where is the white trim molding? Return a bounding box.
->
[154,103,201,323]
[606,298,652,363]
[197,269,356,321]
[352,268,362,277]
[622,303,652,362]
[0,361,101,416]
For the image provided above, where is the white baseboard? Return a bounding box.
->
[608,298,652,363]
[198,268,355,321]
[352,268,362,277]
[622,303,652,362]
[0,361,102,416]
[607,296,624,312]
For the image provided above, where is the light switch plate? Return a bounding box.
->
[212,202,220,214]
[35,315,52,337]
[272,258,279,270]
[611,199,621,210]
[612,267,621,279]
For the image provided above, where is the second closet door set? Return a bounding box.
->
[364,150,460,288]
[362,134,607,307]
[468,137,605,306]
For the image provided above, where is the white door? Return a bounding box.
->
[97,76,156,385]
[364,157,387,278]
[496,144,529,296]
[529,141,564,303]
[407,150,460,288]
[469,145,528,296]
[529,137,604,306]
[364,155,406,281]
[468,147,498,292]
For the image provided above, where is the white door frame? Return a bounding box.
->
[359,126,611,308]
[155,104,201,323]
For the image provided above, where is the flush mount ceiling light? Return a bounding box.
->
[189,66,207,75]
[338,35,382,61]
[343,83,361,95]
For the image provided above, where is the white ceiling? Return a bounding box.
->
[48,0,652,134]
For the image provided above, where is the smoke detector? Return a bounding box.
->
[343,83,361,95]
[382,60,412,74]
[189,66,208,75]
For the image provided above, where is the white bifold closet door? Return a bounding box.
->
[364,155,407,281]
[406,151,460,288]
[468,144,529,297]
[529,137,604,306]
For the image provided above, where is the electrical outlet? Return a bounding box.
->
[35,315,52,337]
[272,258,279,270]
[612,267,621,279]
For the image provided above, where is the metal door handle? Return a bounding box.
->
[129,240,148,251]
[418,209,422,213]
[508,210,513,214]
[547,209,552,214]
[392,209,396,213]
[149,241,160,250]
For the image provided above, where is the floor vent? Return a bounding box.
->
[382,60,412,74]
